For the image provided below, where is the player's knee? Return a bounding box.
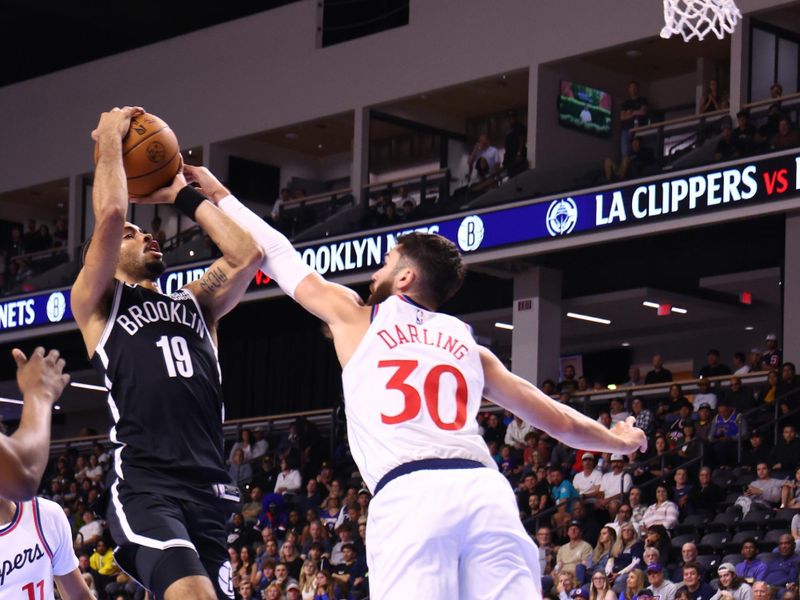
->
[140,546,212,599]
[163,575,217,600]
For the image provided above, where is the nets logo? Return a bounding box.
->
[546,198,578,236]
[46,291,66,322]
[457,215,485,251]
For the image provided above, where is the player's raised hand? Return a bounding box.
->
[130,156,187,205]
[91,106,144,141]
[13,347,70,406]
[183,164,230,203]
[610,416,648,454]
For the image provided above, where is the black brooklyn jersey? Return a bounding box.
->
[90,281,231,501]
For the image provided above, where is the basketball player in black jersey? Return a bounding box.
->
[71,107,263,600]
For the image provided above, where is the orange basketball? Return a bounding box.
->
[94,113,181,197]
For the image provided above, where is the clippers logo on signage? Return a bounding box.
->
[457,215,485,251]
[545,198,578,236]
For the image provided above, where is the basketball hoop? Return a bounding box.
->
[660,0,742,42]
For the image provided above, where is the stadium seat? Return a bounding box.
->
[759,529,791,552]
[695,554,721,572]
[706,512,738,532]
[775,508,800,522]
[722,553,743,565]
[740,510,770,529]
[671,533,699,550]
[674,514,710,536]
[725,530,760,553]
[756,552,778,564]
[698,532,729,554]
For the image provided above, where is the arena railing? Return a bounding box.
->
[631,92,800,162]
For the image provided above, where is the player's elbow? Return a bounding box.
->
[96,204,127,225]
[0,469,39,501]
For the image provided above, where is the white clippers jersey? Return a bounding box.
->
[0,497,78,600]
[342,295,497,492]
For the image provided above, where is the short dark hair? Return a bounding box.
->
[396,232,465,308]
[682,562,700,575]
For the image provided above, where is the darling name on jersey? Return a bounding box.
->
[0,543,45,585]
[377,324,469,360]
[115,298,205,338]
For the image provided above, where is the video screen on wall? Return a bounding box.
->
[558,80,613,137]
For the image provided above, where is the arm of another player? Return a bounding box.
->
[71,107,143,352]
[479,347,647,455]
[132,165,264,325]
[0,349,69,500]
[184,165,365,328]
[55,569,94,600]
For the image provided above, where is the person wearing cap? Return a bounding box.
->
[555,520,593,582]
[638,588,659,600]
[710,562,752,600]
[574,453,603,503]
[599,455,632,512]
[252,454,279,493]
[735,538,767,583]
[692,379,718,412]
[677,562,714,600]
[552,467,582,512]
[647,562,677,600]
[285,581,302,600]
[761,334,782,370]
[699,350,732,379]
[694,406,712,444]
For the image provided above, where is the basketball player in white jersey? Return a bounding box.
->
[179,167,647,599]
[0,348,70,501]
[0,494,93,599]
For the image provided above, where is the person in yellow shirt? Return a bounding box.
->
[90,539,120,594]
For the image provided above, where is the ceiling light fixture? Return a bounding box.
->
[642,301,660,308]
[671,307,687,314]
[621,342,631,347]
[745,326,754,331]
[494,322,514,330]
[566,312,611,325]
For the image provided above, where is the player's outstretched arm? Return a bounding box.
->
[72,107,143,354]
[185,166,364,328]
[0,348,69,500]
[479,347,647,455]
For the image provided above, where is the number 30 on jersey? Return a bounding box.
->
[379,359,468,430]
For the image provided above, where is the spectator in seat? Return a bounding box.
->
[690,467,723,515]
[331,543,366,599]
[742,431,770,472]
[619,81,649,158]
[623,367,643,388]
[736,538,767,583]
[271,188,290,225]
[558,364,579,394]
[677,562,714,600]
[599,455,632,514]
[714,123,737,162]
[620,569,646,600]
[229,447,252,487]
[482,412,506,447]
[709,563,752,600]
[557,572,579,600]
[693,379,718,412]
[709,400,746,467]
[725,376,754,414]
[73,509,103,553]
[643,526,671,568]
[699,349,732,378]
[647,563,677,600]
[609,522,644,577]
[252,455,279,493]
[733,111,757,156]
[732,352,749,375]
[591,526,618,573]
[505,414,534,449]
[89,538,119,590]
[781,466,800,510]
[609,399,630,425]
[467,134,500,178]
[628,488,646,531]
[641,486,679,532]
[590,569,617,600]
[739,463,784,512]
[770,425,800,473]
[574,453,603,505]
[762,334,782,371]
[503,115,528,177]
[555,520,593,582]
[275,456,302,495]
[672,542,702,583]
[778,362,800,397]
[572,499,601,546]
[631,398,654,436]
[606,504,633,536]
[700,79,722,113]
[672,467,692,515]
[536,526,558,590]
[646,355,672,385]
[772,115,800,149]
[604,136,655,182]
[751,582,772,600]
[764,533,800,587]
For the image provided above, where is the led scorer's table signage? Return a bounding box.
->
[1,151,798,335]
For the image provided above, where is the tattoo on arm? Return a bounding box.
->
[199,266,229,295]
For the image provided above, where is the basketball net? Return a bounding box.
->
[660,0,742,42]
